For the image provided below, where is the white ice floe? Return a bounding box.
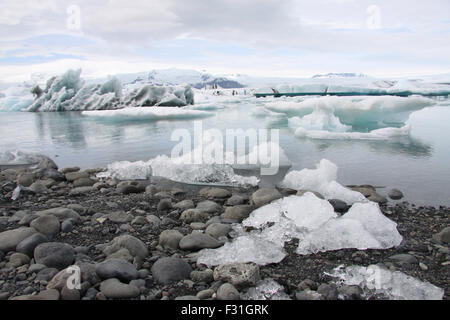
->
[328,265,444,300]
[82,107,214,122]
[295,124,411,140]
[198,191,402,266]
[265,95,435,127]
[280,159,367,204]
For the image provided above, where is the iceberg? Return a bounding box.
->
[328,265,444,300]
[280,159,367,204]
[24,69,195,112]
[264,95,435,128]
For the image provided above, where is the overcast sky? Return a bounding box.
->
[1,0,450,82]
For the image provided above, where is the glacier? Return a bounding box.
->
[327,265,444,300]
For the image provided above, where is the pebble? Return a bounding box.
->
[213,263,260,289]
[34,242,75,270]
[216,283,240,300]
[16,233,48,257]
[159,230,184,250]
[179,233,223,251]
[196,200,222,214]
[95,258,139,282]
[151,257,192,284]
[30,215,61,236]
[100,278,140,299]
[0,227,37,252]
[251,188,282,207]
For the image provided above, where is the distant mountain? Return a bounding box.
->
[312,73,368,79]
[112,68,246,89]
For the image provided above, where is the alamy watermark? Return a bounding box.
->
[67,4,82,31]
[366,5,382,30]
[170,121,281,176]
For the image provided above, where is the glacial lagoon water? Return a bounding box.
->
[1,95,449,206]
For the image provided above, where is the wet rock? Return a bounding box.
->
[96,258,138,282]
[173,199,195,210]
[205,223,231,239]
[222,205,253,222]
[159,229,184,250]
[61,219,74,233]
[432,227,450,244]
[100,278,140,299]
[34,242,75,270]
[216,283,240,300]
[65,171,89,182]
[199,187,231,199]
[30,215,60,236]
[157,198,173,212]
[180,209,209,223]
[151,257,192,284]
[317,283,338,300]
[190,269,214,283]
[196,200,222,214]
[179,233,223,251]
[35,207,80,222]
[70,186,94,196]
[213,263,260,288]
[338,285,363,300]
[251,188,282,207]
[103,235,148,260]
[388,254,418,266]
[73,178,96,188]
[226,194,247,206]
[117,181,144,194]
[0,227,37,252]
[388,189,404,200]
[328,199,349,214]
[36,267,59,282]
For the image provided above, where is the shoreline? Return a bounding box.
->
[0,158,448,300]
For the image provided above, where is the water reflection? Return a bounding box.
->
[304,135,433,158]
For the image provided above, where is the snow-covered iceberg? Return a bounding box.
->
[24,69,195,112]
[280,159,367,204]
[328,265,444,300]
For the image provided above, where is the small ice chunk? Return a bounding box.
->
[280,159,367,204]
[242,278,291,300]
[328,265,444,300]
[243,193,337,231]
[297,201,403,254]
[197,236,286,266]
[97,160,153,180]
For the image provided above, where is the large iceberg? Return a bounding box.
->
[328,265,444,300]
[264,96,435,128]
[280,159,367,204]
[198,191,402,266]
[24,69,195,112]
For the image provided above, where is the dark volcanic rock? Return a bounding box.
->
[34,242,75,270]
[151,257,192,284]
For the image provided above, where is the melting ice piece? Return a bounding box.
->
[280,159,367,204]
[97,160,153,180]
[242,279,291,300]
[197,235,287,266]
[288,106,351,132]
[295,125,411,140]
[82,107,214,122]
[296,201,403,254]
[243,193,337,230]
[0,150,51,166]
[328,265,444,300]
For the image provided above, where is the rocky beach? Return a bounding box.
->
[0,156,448,301]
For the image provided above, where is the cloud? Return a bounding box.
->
[0,0,450,80]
